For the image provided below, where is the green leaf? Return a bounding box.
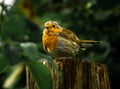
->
[3,63,24,89]
[0,42,9,74]
[20,42,39,61]
[27,61,53,89]
[0,57,9,74]
[2,43,22,64]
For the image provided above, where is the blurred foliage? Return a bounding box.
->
[27,61,53,89]
[0,0,120,89]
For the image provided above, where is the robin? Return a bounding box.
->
[42,20,101,57]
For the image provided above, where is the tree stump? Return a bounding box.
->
[26,57,111,89]
[26,67,38,89]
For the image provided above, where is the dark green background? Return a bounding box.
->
[0,0,120,89]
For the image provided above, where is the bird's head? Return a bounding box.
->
[45,20,62,30]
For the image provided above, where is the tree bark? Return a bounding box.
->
[26,57,111,89]
[26,66,38,89]
[47,58,111,89]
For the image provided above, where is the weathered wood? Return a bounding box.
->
[26,66,38,89]
[26,57,111,89]
[47,58,111,89]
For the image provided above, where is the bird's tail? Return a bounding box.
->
[79,40,102,50]
[80,40,102,44]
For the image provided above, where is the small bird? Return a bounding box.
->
[42,20,101,58]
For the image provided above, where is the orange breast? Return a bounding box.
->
[42,30,58,52]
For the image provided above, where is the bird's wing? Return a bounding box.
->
[59,28,80,44]
[59,28,102,44]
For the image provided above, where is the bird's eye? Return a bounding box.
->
[45,27,49,29]
[52,25,56,27]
